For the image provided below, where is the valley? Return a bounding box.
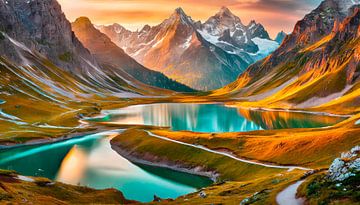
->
[0,0,359,205]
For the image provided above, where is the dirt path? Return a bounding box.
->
[276,180,305,205]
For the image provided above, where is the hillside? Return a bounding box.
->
[213,0,360,115]
[72,17,194,92]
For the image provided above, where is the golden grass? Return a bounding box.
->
[0,172,134,204]
[150,124,360,169]
[152,170,304,205]
[111,129,283,182]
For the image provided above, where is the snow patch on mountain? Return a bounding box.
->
[250,37,279,60]
[181,35,193,49]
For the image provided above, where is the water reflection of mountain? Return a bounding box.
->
[142,103,262,133]
[237,109,346,130]
[102,104,346,132]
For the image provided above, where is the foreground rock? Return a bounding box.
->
[328,145,360,181]
[298,145,360,204]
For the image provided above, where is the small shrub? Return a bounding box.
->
[0,193,13,201]
[58,52,73,62]
[307,181,321,197]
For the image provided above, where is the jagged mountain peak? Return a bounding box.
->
[110,23,130,33]
[171,7,188,19]
[248,20,257,26]
[217,6,234,16]
[275,31,287,44]
[167,7,194,26]
[213,6,242,23]
[320,0,360,14]
[202,6,245,37]
[246,20,271,40]
[100,6,279,90]
[282,0,359,48]
[174,7,186,15]
[140,24,151,33]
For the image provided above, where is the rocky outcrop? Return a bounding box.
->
[0,0,97,72]
[275,31,287,44]
[328,146,360,181]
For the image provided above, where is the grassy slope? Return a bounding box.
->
[150,120,360,169]
[0,52,183,145]
[0,170,133,204]
[297,172,360,205]
[153,171,304,205]
[209,14,360,116]
[111,129,282,182]
[110,129,310,205]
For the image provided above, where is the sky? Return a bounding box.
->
[58,0,323,38]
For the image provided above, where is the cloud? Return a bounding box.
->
[58,0,323,37]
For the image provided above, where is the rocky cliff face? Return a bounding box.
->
[199,7,259,53]
[72,17,193,92]
[275,31,287,44]
[0,0,97,72]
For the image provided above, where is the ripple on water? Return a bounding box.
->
[0,99,5,105]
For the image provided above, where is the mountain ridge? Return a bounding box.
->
[72,17,194,92]
[213,0,360,114]
[99,6,279,90]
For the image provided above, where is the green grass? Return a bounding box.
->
[112,129,283,182]
[298,172,360,205]
[151,171,305,205]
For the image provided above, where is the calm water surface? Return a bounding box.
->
[0,103,347,202]
[89,103,346,132]
[0,130,211,202]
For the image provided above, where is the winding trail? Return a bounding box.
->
[276,180,305,205]
[145,130,312,171]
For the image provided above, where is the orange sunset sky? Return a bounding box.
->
[58,0,322,38]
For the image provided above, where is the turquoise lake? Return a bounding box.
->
[0,103,347,202]
[0,130,212,202]
[89,103,346,132]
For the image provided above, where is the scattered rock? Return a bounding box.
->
[199,191,207,198]
[328,145,360,181]
[153,194,161,202]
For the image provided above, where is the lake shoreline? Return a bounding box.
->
[0,126,115,150]
[0,101,351,149]
[110,140,219,183]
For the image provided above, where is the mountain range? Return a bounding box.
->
[71,17,193,93]
[0,0,193,96]
[99,7,281,90]
[214,0,360,114]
